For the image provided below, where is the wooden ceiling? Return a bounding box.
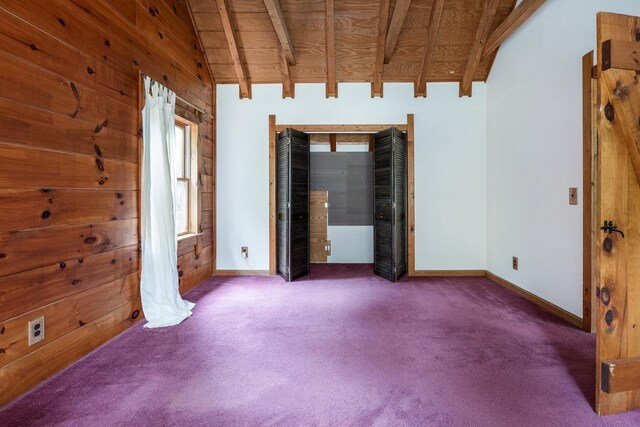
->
[187,0,544,98]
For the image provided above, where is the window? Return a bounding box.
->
[174,116,198,237]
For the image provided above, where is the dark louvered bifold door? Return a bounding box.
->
[374,128,407,282]
[277,128,310,281]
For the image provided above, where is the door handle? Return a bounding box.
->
[601,220,625,238]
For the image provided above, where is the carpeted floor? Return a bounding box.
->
[1,264,639,426]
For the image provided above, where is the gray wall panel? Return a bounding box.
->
[310,152,373,226]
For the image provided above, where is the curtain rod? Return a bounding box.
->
[140,72,206,116]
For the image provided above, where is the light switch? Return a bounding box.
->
[569,188,578,205]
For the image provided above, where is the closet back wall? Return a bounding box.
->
[0,0,214,405]
[216,82,487,272]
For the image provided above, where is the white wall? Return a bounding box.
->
[217,82,487,271]
[486,0,640,316]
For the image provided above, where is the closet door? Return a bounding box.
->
[373,128,407,282]
[277,128,310,281]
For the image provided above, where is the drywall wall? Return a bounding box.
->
[217,82,487,271]
[486,0,640,316]
[327,226,374,263]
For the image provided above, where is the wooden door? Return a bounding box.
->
[276,128,310,281]
[595,12,640,415]
[310,191,329,263]
[373,128,407,282]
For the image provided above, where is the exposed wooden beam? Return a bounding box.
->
[414,0,445,98]
[279,47,294,98]
[215,0,251,98]
[263,0,296,65]
[482,0,546,60]
[602,357,640,394]
[384,0,411,64]
[326,0,337,97]
[372,0,391,97]
[602,39,640,72]
[460,0,501,97]
[329,133,337,152]
[369,134,375,152]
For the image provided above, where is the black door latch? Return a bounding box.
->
[601,220,625,238]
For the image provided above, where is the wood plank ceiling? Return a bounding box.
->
[187,0,526,98]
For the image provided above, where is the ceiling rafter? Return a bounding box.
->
[263,0,296,65]
[482,0,546,60]
[414,0,445,98]
[372,0,391,97]
[214,0,251,98]
[459,0,501,97]
[279,47,294,98]
[384,0,412,64]
[326,0,337,97]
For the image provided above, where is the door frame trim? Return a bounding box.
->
[268,115,415,275]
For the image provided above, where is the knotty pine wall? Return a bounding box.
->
[0,0,214,405]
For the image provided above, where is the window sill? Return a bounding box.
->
[178,232,200,242]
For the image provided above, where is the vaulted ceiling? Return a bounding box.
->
[187,0,545,98]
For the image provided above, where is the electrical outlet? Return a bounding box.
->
[28,316,45,346]
[512,256,519,271]
[241,247,248,259]
[569,188,578,205]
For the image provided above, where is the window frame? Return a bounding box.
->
[174,115,199,238]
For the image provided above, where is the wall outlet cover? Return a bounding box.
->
[28,316,45,346]
[512,256,519,271]
[569,188,578,205]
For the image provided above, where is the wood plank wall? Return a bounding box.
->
[0,0,215,406]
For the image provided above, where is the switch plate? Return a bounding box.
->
[241,247,248,258]
[569,188,578,205]
[512,256,519,271]
[28,316,45,346]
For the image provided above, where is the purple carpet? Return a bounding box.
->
[1,264,639,426]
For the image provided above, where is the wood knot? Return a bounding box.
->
[636,29,640,41]
[604,103,615,122]
[29,44,37,50]
[131,310,140,320]
[163,75,168,81]
[605,309,615,326]
[78,257,83,263]
[603,236,613,252]
[148,7,156,16]
[111,258,116,264]
[95,157,105,172]
[58,17,65,26]
[197,62,203,69]
[41,210,51,219]
[59,262,66,269]
[72,279,80,286]
[87,67,94,75]
[98,179,106,186]
[158,32,164,40]
[115,192,123,199]
[119,201,125,206]
[84,236,97,244]
[40,188,51,193]
[94,144,103,156]
[104,40,111,47]
[133,60,139,66]
[0,253,6,259]
[0,326,5,334]
[178,270,184,277]
[78,320,86,327]
[601,287,611,305]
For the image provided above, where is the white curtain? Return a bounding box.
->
[140,76,195,328]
